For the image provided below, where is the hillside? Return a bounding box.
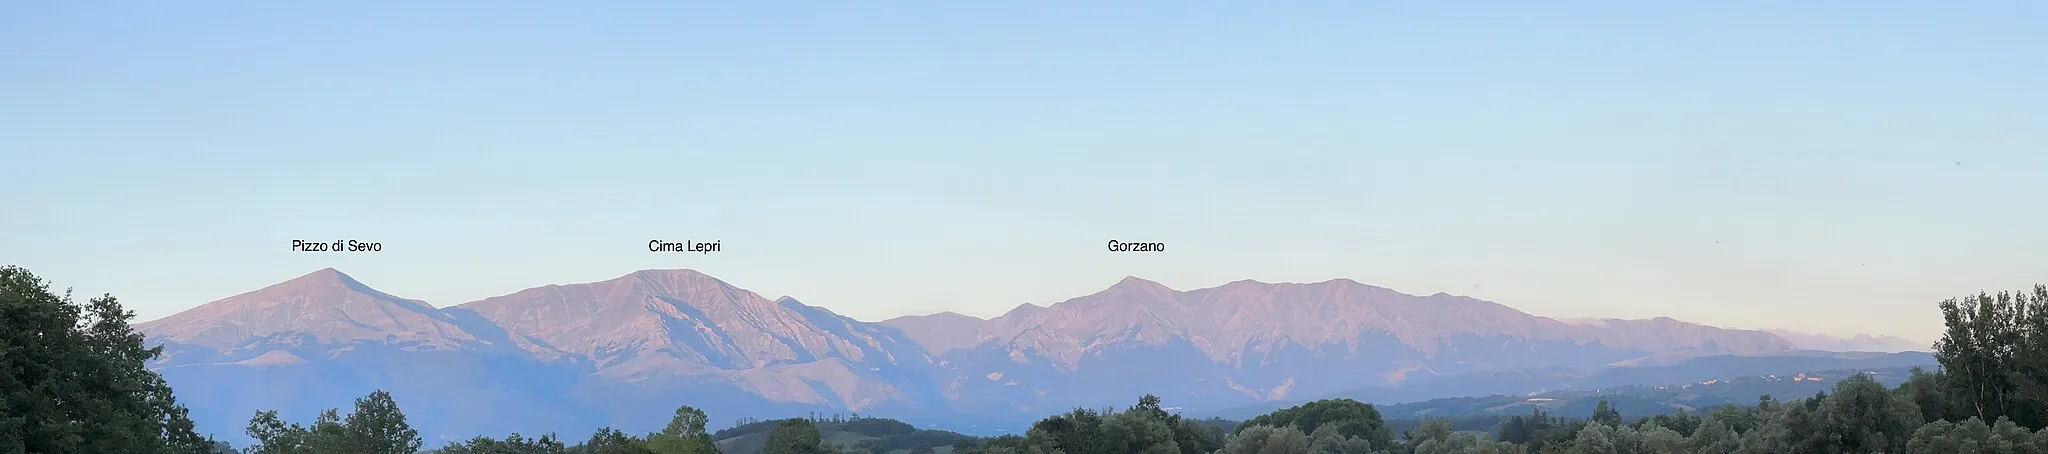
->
[710,416,975,454]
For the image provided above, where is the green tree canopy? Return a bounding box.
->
[1237,398,1394,451]
[1935,285,2048,428]
[580,427,650,454]
[347,390,424,454]
[437,432,565,454]
[1590,400,1622,427]
[762,419,821,454]
[0,266,213,454]
[643,404,718,454]
[663,406,710,438]
[244,389,423,454]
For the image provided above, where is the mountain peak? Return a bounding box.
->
[285,267,351,284]
[1094,276,1177,299]
[626,268,717,281]
[601,269,741,295]
[138,268,469,350]
[457,268,932,372]
[1114,275,1163,287]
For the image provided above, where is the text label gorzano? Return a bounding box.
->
[1107,240,1164,252]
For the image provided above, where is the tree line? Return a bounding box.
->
[8,263,2048,453]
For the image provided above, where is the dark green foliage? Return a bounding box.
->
[1497,415,1529,445]
[1221,424,1309,454]
[1189,416,1240,434]
[991,395,1225,454]
[1498,409,1581,449]
[437,433,566,454]
[663,406,710,438]
[1237,398,1395,451]
[849,428,977,453]
[1935,285,2048,429]
[763,419,821,454]
[836,418,915,438]
[244,390,424,454]
[349,390,426,454]
[951,434,1026,454]
[1027,408,1108,453]
[577,427,650,454]
[708,414,963,454]
[0,266,214,454]
[644,404,718,454]
[1631,409,1699,438]
[1588,399,1621,427]
[1684,417,1740,453]
[1896,367,1966,423]
[1819,373,1922,453]
[1171,416,1227,454]
[1399,419,1519,454]
[708,419,782,442]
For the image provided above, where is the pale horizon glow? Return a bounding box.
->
[4,2,2044,346]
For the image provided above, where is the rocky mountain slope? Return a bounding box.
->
[881,277,1795,420]
[141,268,1837,445]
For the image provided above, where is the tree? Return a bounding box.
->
[345,390,423,454]
[1027,408,1107,453]
[1934,286,2048,429]
[1818,373,1921,453]
[243,390,421,454]
[1306,423,1377,454]
[1132,394,1170,420]
[1402,419,1516,454]
[1589,400,1622,427]
[1008,395,1214,454]
[1171,417,1226,454]
[1636,410,1698,438]
[644,404,717,454]
[763,419,821,454]
[1728,400,1787,454]
[1565,422,1645,454]
[1639,425,1683,454]
[1904,419,1960,454]
[1100,410,1179,453]
[1896,367,1962,424]
[1220,425,1308,454]
[664,406,710,438]
[1683,418,1739,454]
[0,266,214,454]
[580,427,650,454]
[439,433,565,454]
[1238,398,1393,451]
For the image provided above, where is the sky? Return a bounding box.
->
[2,2,2043,344]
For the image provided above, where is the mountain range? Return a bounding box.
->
[1760,329,1927,353]
[136,268,1930,446]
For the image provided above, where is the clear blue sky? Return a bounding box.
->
[3,2,2043,343]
